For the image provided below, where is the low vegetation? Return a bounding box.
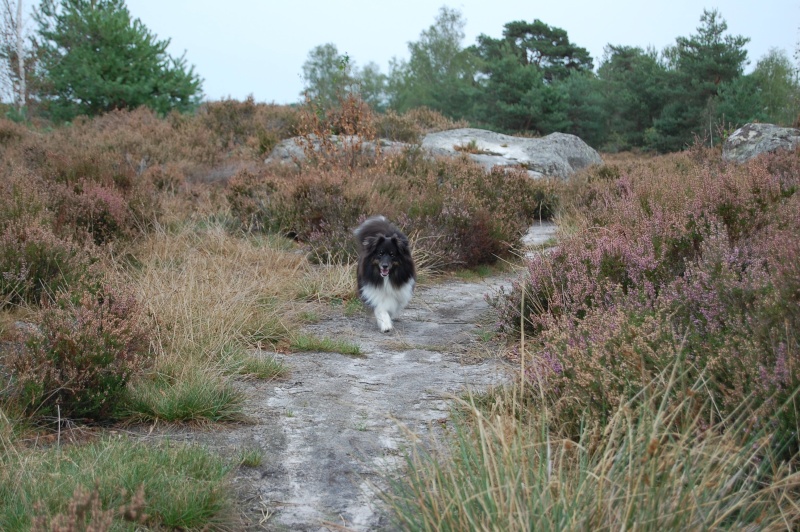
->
[0,99,560,526]
[390,146,800,528]
[0,91,796,528]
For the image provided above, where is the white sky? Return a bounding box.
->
[118,1,799,104]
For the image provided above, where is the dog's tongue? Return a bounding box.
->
[380,268,390,277]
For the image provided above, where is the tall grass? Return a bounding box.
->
[389,359,800,530]
[109,220,305,421]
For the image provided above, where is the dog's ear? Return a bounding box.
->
[363,234,385,251]
[391,234,409,254]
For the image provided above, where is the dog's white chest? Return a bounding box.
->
[360,277,415,316]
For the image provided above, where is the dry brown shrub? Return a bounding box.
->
[31,484,147,532]
[199,97,300,158]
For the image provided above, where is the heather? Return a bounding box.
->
[489,147,800,441]
[228,95,558,268]
[0,100,556,526]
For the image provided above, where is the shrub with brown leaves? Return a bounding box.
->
[8,286,151,421]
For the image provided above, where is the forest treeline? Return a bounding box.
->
[0,2,797,153]
[303,7,800,152]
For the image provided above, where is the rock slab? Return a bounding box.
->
[422,128,603,178]
[267,128,603,179]
[723,122,800,163]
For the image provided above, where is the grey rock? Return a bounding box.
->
[421,128,603,178]
[266,128,603,179]
[723,123,800,163]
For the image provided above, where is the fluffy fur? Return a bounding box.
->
[354,216,416,332]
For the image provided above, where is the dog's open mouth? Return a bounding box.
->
[380,267,390,277]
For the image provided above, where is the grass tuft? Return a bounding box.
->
[289,333,363,357]
[388,360,800,530]
[0,436,236,530]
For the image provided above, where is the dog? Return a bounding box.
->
[354,216,416,332]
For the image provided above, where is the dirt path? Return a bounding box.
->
[141,223,556,530]
[230,273,514,530]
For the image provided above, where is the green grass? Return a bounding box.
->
[289,333,362,356]
[0,436,235,530]
[237,447,263,467]
[123,369,244,423]
[387,362,800,530]
[298,310,321,323]
[475,327,496,342]
[220,343,287,380]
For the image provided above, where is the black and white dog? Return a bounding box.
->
[354,216,416,332]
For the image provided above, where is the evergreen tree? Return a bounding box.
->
[597,45,669,150]
[500,20,593,82]
[33,0,202,121]
[649,9,749,151]
[555,70,606,148]
[470,20,590,134]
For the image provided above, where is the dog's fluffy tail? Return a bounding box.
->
[354,215,388,240]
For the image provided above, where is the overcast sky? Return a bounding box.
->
[120,0,798,104]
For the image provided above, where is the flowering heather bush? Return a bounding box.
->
[490,150,800,436]
[50,181,134,245]
[0,219,97,307]
[8,286,151,421]
[199,97,299,157]
[229,92,560,267]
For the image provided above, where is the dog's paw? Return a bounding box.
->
[376,310,393,332]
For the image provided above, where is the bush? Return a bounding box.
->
[200,97,299,157]
[8,286,151,421]
[0,219,97,307]
[489,150,800,438]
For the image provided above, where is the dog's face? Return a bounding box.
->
[364,234,406,278]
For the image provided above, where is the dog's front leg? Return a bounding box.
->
[375,309,393,332]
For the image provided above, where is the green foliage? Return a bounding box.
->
[33,0,202,121]
[123,368,244,422]
[302,44,389,112]
[469,19,592,135]
[748,48,800,125]
[597,45,669,151]
[497,19,593,81]
[7,286,151,421]
[649,9,750,151]
[301,43,357,109]
[387,7,477,119]
[0,437,234,530]
[290,333,363,356]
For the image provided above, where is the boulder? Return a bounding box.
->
[266,128,603,178]
[421,128,602,178]
[722,123,800,163]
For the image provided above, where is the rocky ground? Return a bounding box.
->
[134,223,556,531]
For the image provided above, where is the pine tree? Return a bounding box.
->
[33,0,202,121]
